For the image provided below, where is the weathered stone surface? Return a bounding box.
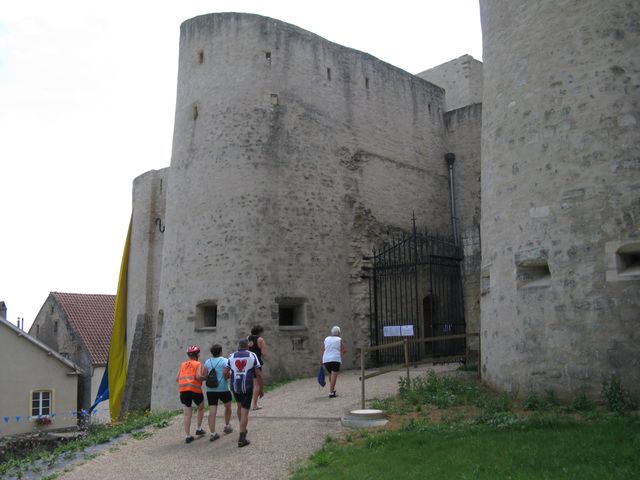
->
[480,0,640,398]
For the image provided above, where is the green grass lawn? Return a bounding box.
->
[291,372,640,480]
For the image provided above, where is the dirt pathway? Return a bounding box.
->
[58,365,454,480]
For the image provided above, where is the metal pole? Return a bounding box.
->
[445,153,459,246]
[404,337,410,384]
[360,347,366,409]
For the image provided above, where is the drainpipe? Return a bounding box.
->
[445,153,459,245]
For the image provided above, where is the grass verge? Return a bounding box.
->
[291,372,640,480]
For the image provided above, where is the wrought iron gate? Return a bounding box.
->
[367,219,466,365]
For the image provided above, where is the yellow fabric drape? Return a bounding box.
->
[108,217,131,422]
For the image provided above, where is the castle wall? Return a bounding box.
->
[480,0,640,397]
[445,104,483,357]
[150,13,452,409]
[124,168,167,411]
[417,55,483,112]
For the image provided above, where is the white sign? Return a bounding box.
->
[400,325,414,336]
[383,326,401,337]
[383,325,414,337]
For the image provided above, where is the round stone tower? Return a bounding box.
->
[480,0,640,397]
[149,13,449,408]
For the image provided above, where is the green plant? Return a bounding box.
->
[570,392,595,412]
[523,391,542,411]
[399,371,479,409]
[601,376,638,413]
[544,389,559,407]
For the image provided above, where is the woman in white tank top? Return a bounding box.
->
[321,326,347,398]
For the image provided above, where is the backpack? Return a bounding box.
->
[205,359,220,388]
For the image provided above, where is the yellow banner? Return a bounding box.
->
[108,217,131,422]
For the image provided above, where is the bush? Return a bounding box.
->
[570,392,595,412]
[601,376,638,413]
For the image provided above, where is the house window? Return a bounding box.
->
[54,321,58,333]
[32,390,52,417]
[196,302,217,329]
[277,297,306,327]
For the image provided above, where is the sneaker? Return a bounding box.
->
[238,438,251,448]
[185,436,195,444]
[210,432,220,442]
[195,428,206,436]
[329,391,337,398]
[223,425,233,434]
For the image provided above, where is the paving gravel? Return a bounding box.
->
[58,364,456,480]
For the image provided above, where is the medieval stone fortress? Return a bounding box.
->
[122,0,638,411]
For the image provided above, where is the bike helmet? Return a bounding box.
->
[186,345,200,354]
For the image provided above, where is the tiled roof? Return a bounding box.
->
[51,292,115,366]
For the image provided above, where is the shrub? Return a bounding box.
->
[601,376,638,413]
[523,391,542,411]
[570,392,595,412]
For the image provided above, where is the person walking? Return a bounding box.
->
[228,338,262,447]
[247,325,267,410]
[321,326,347,398]
[203,344,234,441]
[176,345,206,443]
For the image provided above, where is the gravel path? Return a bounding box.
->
[58,364,455,480]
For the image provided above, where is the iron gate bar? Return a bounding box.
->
[368,218,466,365]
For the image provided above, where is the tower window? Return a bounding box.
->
[616,243,640,276]
[197,50,204,64]
[517,263,551,288]
[196,302,217,329]
[277,297,306,327]
[265,51,271,64]
[365,77,369,89]
[327,67,332,81]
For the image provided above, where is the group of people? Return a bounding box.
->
[176,324,346,448]
[176,325,267,447]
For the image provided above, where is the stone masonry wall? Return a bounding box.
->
[125,168,167,412]
[417,55,483,112]
[149,13,452,409]
[445,103,483,359]
[480,0,640,398]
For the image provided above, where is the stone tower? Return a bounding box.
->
[140,13,461,409]
[480,0,640,397]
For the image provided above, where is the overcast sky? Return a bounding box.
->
[0,0,482,330]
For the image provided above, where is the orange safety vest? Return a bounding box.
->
[177,359,203,393]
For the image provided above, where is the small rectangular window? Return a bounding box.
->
[32,390,52,417]
[327,67,332,80]
[54,321,58,333]
[198,50,204,64]
[365,77,369,89]
[196,301,217,329]
[265,51,271,64]
[277,297,306,327]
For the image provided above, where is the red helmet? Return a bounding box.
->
[186,345,200,354]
